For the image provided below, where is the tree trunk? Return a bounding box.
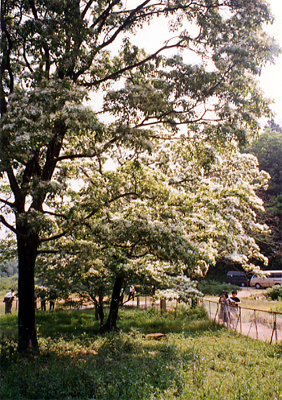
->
[98,294,104,326]
[94,300,99,320]
[17,233,39,351]
[100,276,123,333]
[93,295,104,324]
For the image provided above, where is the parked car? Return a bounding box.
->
[250,270,282,289]
[226,271,249,287]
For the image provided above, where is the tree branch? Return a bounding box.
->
[81,39,182,86]
[28,0,38,19]
[23,41,34,73]
[56,152,97,162]
[39,229,70,244]
[41,209,69,220]
[81,0,95,19]
[1,1,14,113]
[36,249,60,255]
[6,166,24,212]
[0,214,25,237]
[31,123,67,211]
[0,197,14,207]
[91,0,121,32]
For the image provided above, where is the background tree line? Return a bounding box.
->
[245,119,282,270]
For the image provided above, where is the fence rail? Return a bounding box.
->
[1,294,170,315]
[202,298,282,344]
[3,295,282,344]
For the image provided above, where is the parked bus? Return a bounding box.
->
[250,270,282,289]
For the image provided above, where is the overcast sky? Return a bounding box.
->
[260,0,282,125]
[127,0,282,129]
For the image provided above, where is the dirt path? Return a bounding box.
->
[238,322,278,343]
[203,289,282,343]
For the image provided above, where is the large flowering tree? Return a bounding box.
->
[0,0,278,349]
[35,141,270,331]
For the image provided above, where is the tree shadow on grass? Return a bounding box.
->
[1,329,213,400]
[1,305,223,341]
[1,307,226,399]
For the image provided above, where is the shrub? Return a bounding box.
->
[0,335,18,367]
[198,280,239,296]
[0,274,18,291]
[266,285,282,300]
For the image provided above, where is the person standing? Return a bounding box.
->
[230,290,240,304]
[4,289,15,314]
[128,285,135,301]
[150,284,156,297]
[229,290,240,329]
[222,292,231,325]
[41,297,46,311]
[218,291,231,325]
[218,291,227,323]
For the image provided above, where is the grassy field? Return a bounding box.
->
[1,306,282,400]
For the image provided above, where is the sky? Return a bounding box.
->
[258,0,282,125]
[125,0,282,129]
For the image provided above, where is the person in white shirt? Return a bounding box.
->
[4,289,15,314]
[128,285,135,301]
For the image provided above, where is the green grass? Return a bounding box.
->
[1,306,282,400]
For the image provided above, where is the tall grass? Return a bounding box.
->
[1,306,282,400]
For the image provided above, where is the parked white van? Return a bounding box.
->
[250,270,282,289]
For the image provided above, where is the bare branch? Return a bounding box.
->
[6,166,24,212]
[0,197,14,207]
[0,214,23,237]
[81,0,95,20]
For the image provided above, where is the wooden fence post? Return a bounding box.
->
[202,298,282,344]
[254,310,258,340]
[214,302,219,322]
[270,313,278,344]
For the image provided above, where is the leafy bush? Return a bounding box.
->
[0,335,18,367]
[198,280,239,296]
[266,285,282,300]
[0,274,18,292]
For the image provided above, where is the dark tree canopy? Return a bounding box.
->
[244,122,282,269]
[264,118,282,134]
